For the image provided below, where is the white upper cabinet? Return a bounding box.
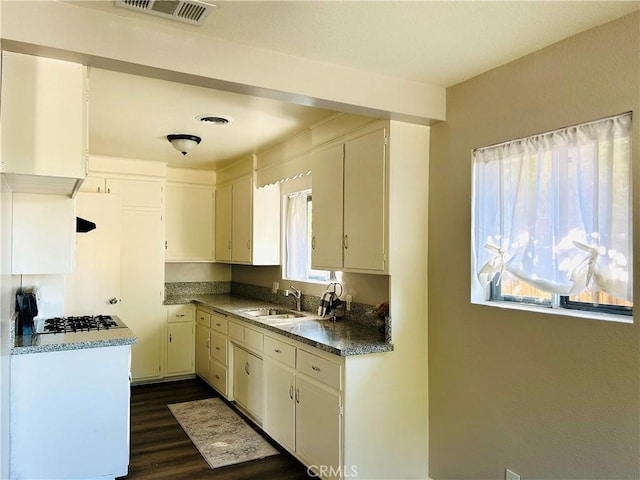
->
[12,193,75,274]
[312,126,388,273]
[165,183,214,262]
[215,175,280,265]
[214,183,233,262]
[1,52,87,196]
[311,144,345,269]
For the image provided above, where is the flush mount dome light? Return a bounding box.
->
[196,114,232,125]
[167,134,201,156]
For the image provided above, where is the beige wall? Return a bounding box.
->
[165,263,231,283]
[429,12,639,480]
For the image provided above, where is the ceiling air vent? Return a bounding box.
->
[114,0,215,26]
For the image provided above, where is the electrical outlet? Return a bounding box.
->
[272,282,279,294]
[505,469,520,480]
[346,294,353,311]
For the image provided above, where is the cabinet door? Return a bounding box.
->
[231,176,252,263]
[165,184,214,261]
[233,346,263,420]
[343,129,387,271]
[106,178,163,209]
[295,375,342,477]
[120,209,164,381]
[214,183,232,262]
[167,322,194,375]
[1,52,87,180]
[263,359,295,451]
[12,193,75,274]
[311,144,344,270]
[195,323,210,381]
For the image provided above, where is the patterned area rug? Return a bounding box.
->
[168,398,279,469]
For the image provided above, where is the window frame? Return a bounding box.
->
[473,113,633,321]
[282,189,334,284]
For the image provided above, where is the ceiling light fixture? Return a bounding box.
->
[167,134,201,156]
[196,114,232,125]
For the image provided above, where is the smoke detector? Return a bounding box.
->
[114,0,216,26]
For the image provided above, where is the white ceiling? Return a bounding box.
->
[77,0,640,170]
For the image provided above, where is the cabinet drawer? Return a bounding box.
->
[167,305,194,323]
[209,361,227,397]
[244,328,263,351]
[211,313,228,334]
[196,309,211,328]
[210,332,227,365]
[263,335,296,368]
[297,349,342,391]
[228,321,243,342]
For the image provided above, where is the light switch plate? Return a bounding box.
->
[272,282,279,294]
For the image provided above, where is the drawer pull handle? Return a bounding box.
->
[215,375,220,380]
[311,365,321,372]
[215,347,220,351]
[176,314,185,317]
[216,323,221,327]
[274,348,282,353]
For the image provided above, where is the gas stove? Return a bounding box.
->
[39,315,125,334]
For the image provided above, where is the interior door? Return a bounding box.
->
[64,192,121,315]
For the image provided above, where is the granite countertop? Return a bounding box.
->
[11,317,137,355]
[165,294,393,357]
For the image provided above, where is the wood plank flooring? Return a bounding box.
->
[119,378,313,480]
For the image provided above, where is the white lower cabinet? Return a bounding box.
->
[263,334,343,480]
[166,305,195,377]
[233,345,263,421]
[193,312,344,479]
[295,375,342,478]
[195,308,232,399]
[166,322,194,375]
[195,323,210,382]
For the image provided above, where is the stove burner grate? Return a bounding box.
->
[41,315,120,334]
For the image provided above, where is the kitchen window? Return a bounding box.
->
[284,190,332,283]
[471,112,633,319]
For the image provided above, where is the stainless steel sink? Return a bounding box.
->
[243,308,306,319]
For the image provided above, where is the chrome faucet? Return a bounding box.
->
[286,286,302,311]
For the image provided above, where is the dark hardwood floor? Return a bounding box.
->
[119,378,314,480]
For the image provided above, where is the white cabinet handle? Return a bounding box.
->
[311,365,321,372]
[245,362,250,375]
[274,348,282,354]
[295,387,300,404]
[343,234,349,249]
[176,314,185,318]
[311,236,316,250]
[289,385,294,400]
[215,374,220,380]
[215,346,221,351]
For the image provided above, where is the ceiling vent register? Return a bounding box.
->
[114,0,215,26]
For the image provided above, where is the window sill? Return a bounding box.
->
[472,298,633,324]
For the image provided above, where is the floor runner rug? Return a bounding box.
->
[168,397,279,469]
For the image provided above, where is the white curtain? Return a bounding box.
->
[285,193,309,281]
[472,112,632,301]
